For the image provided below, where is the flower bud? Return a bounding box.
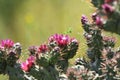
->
[95,16,103,28]
[102,4,114,13]
[81,15,88,25]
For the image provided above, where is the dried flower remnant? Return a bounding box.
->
[81,15,88,25]
[28,46,37,55]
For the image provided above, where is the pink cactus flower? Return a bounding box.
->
[38,44,48,53]
[1,39,14,48]
[27,55,36,67]
[21,62,29,72]
[92,13,97,21]
[49,34,70,47]
[21,56,35,72]
[95,16,103,27]
[48,34,59,42]
[57,35,69,47]
[102,4,114,13]
[81,15,88,25]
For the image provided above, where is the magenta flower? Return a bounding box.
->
[48,36,54,42]
[57,35,69,47]
[95,16,103,27]
[102,4,114,13]
[21,62,29,72]
[49,34,70,47]
[27,55,35,68]
[21,56,35,72]
[81,15,88,25]
[105,0,114,3]
[27,55,35,63]
[1,39,14,48]
[38,44,48,53]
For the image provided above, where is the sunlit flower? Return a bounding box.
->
[21,56,35,72]
[102,3,114,13]
[95,16,103,27]
[57,35,69,47]
[49,34,70,47]
[1,39,14,48]
[27,55,35,68]
[38,44,48,53]
[21,62,29,72]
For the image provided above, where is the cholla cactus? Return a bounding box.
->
[0,39,23,80]
[81,13,120,79]
[21,34,79,80]
[0,39,22,73]
[66,1,120,78]
[91,0,120,34]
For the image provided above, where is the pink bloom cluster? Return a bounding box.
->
[0,39,14,48]
[49,34,70,47]
[95,16,103,27]
[38,44,48,53]
[102,3,114,13]
[83,13,104,28]
[21,56,35,72]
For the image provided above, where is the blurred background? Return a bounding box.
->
[0,0,120,61]
[0,0,93,46]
